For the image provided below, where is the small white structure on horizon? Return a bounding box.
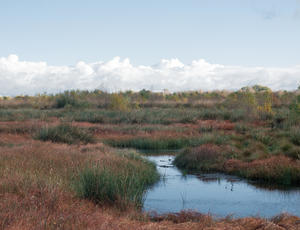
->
[163,89,171,95]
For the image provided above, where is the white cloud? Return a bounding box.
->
[0,55,299,96]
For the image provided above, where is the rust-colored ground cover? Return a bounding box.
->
[0,134,299,229]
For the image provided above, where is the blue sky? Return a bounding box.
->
[0,0,299,95]
[1,0,300,67]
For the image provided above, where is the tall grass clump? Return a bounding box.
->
[55,91,90,108]
[105,137,190,150]
[234,156,300,186]
[35,124,95,144]
[174,144,222,172]
[290,126,300,146]
[74,154,159,209]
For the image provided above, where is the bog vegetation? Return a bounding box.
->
[0,85,300,229]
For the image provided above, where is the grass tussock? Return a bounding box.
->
[1,130,300,228]
[174,144,222,172]
[290,126,300,146]
[175,145,300,185]
[35,123,95,144]
[0,141,162,229]
[74,158,159,209]
[224,156,300,186]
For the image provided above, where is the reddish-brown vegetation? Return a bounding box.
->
[1,135,299,229]
[0,88,299,228]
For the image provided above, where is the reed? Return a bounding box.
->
[35,124,95,144]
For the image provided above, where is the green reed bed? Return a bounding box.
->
[174,144,300,186]
[0,107,248,124]
[88,124,189,135]
[74,151,159,209]
[35,124,95,144]
[104,134,230,150]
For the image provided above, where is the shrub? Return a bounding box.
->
[35,124,95,144]
[110,94,129,111]
[55,92,80,108]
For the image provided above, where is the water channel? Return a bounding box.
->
[143,154,300,218]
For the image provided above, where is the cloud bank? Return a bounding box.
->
[0,55,299,96]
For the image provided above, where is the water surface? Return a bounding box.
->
[143,155,300,218]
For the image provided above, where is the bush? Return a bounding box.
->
[35,124,95,144]
[55,91,89,108]
[56,92,79,108]
[110,94,129,111]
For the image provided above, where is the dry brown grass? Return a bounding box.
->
[0,135,300,229]
[0,116,300,229]
[224,156,300,185]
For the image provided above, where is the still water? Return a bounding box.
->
[143,155,300,218]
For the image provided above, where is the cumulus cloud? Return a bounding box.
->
[0,55,299,96]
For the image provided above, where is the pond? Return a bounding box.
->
[143,155,300,218]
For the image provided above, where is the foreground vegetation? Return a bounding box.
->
[74,150,159,209]
[0,138,160,228]
[1,137,299,229]
[0,85,300,228]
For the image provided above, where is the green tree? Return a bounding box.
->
[110,93,129,111]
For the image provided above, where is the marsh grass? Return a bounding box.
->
[35,124,95,144]
[174,144,222,172]
[0,142,159,219]
[1,89,300,228]
[104,134,230,150]
[290,126,300,146]
[73,149,159,209]
[234,123,250,134]
[89,124,188,135]
[174,144,300,185]
[151,210,213,224]
[74,161,158,209]
[0,107,247,124]
[235,157,300,186]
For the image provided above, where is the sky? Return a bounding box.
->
[0,0,299,95]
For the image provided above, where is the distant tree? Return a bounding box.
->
[139,89,151,100]
[252,85,271,92]
[110,93,129,111]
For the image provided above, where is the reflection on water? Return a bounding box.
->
[143,155,300,218]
